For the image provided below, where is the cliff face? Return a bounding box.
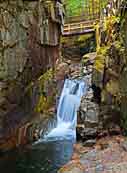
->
[92,1,127,133]
[118,2,127,133]
[0,0,64,150]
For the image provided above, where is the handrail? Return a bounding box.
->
[63,0,123,36]
[63,20,97,36]
[65,14,100,24]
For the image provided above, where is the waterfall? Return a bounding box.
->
[44,79,86,141]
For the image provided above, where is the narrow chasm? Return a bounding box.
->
[1,0,127,173]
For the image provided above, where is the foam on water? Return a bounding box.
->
[44,79,86,141]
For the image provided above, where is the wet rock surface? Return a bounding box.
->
[74,51,122,142]
[57,51,124,173]
[76,52,99,142]
[59,136,127,173]
[54,52,99,145]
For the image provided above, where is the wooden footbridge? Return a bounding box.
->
[63,0,122,36]
[63,19,98,36]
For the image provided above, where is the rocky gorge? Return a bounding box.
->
[58,0,127,172]
[1,0,127,173]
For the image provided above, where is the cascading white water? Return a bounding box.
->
[44,79,86,141]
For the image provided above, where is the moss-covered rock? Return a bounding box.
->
[61,33,96,60]
[92,8,127,132]
[92,46,109,88]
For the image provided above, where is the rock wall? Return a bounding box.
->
[92,1,127,134]
[0,0,64,150]
[61,33,96,61]
[77,53,99,143]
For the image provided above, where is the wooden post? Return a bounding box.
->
[95,23,101,52]
[80,23,83,33]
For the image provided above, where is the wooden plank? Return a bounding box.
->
[63,20,95,36]
[62,28,95,36]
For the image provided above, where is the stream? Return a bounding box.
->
[0,79,86,173]
[0,140,73,173]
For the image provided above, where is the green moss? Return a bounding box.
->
[106,80,119,96]
[77,34,93,43]
[62,34,94,46]
[97,46,109,55]
[34,69,56,114]
[35,95,54,113]
[82,54,90,65]
[94,55,105,73]
[61,37,68,45]
[94,46,109,73]
[25,69,56,114]
[39,69,53,81]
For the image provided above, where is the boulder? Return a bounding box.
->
[83,139,96,147]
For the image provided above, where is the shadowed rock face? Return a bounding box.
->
[92,2,127,133]
[0,0,64,149]
[0,0,61,81]
[61,34,96,61]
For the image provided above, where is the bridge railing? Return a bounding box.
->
[64,0,123,24]
[63,0,123,36]
[63,20,99,36]
[65,13,100,24]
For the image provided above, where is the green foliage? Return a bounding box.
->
[61,34,93,45]
[77,34,93,43]
[65,0,108,18]
[104,16,120,31]
[66,0,82,16]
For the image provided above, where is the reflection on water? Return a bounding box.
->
[0,140,74,173]
[0,79,85,173]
